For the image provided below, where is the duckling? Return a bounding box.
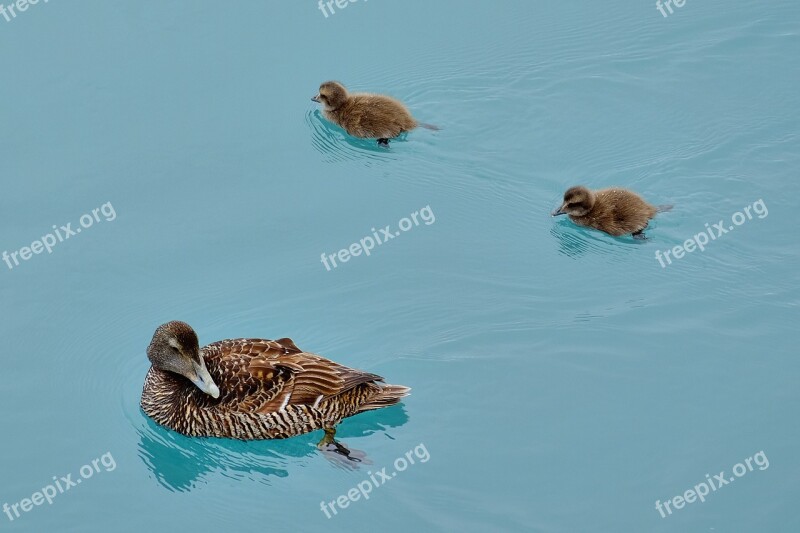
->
[140,321,410,459]
[312,81,438,145]
[551,186,672,239]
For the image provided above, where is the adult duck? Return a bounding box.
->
[140,321,410,458]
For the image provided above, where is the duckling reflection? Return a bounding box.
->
[550,223,592,258]
[306,109,399,163]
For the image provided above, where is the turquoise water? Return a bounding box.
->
[1,1,798,531]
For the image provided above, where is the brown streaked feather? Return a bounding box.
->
[248,352,385,412]
[274,337,302,353]
[356,384,412,413]
[203,339,388,412]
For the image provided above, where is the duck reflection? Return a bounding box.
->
[136,405,409,491]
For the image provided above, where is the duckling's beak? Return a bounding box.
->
[311,94,321,103]
[190,359,220,399]
[551,205,567,217]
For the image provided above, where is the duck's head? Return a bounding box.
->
[147,321,220,399]
[312,81,348,110]
[552,186,595,217]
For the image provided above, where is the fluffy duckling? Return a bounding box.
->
[141,321,410,459]
[552,186,671,239]
[312,81,438,145]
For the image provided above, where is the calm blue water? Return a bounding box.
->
[1,1,798,531]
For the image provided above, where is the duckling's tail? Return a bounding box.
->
[656,204,674,213]
[418,122,441,131]
[357,384,411,413]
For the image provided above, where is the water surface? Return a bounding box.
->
[1,1,798,531]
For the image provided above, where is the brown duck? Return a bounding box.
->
[312,81,438,145]
[140,321,410,457]
[552,186,672,239]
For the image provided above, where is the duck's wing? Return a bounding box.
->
[204,339,384,414]
[202,338,303,413]
[249,351,385,413]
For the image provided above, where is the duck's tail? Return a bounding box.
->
[357,384,411,413]
[418,122,441,131]
[656,204,674,213]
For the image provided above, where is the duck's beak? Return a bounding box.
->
[311,94,321,103]
[551,205,567,217]
[190,359,220,399]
